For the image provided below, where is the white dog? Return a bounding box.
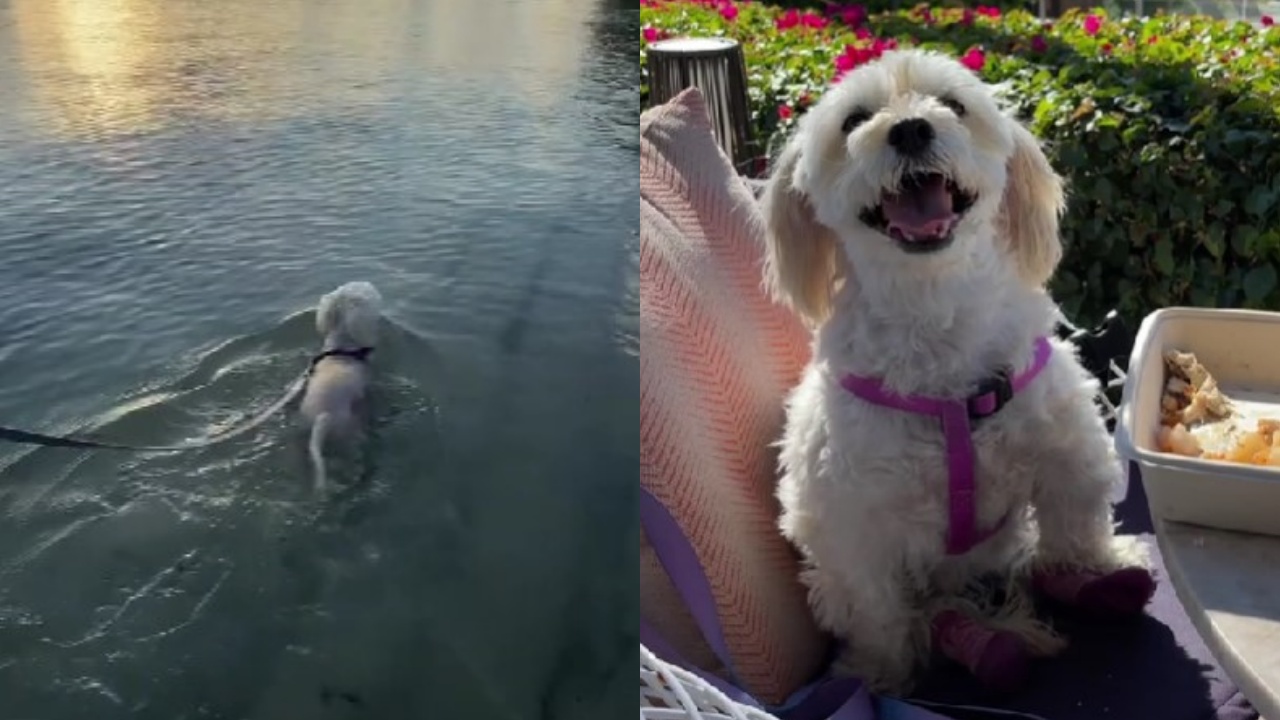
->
[760,50,1154,695]
[299,281,382,493]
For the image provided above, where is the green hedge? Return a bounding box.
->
[641,1,1280,326]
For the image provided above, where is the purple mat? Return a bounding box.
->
[912,464,1259,720]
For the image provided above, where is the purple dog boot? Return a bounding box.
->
[1034,566,1156,617]
[931,610,1031,694]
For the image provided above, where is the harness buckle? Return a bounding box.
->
[968,371,1013,420]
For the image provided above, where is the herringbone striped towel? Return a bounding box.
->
[640,87,828,705]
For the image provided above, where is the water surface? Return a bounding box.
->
[0,0,638,717]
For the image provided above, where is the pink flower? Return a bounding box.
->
[827,3,867,27]
[801,11,829,29]
[778,8,829,30]
[1031,34,1048,53]
[1263,15,1275,26]
[835,50,858,74]
[833,38,898,81]
[778,104,793,121]
[1083,14,1102,36]
[719,2,739,21]
[854,26,872,40]
[841,9,865,26]
[961,9,976,26]
[776,8,800,30]
[640,25,670,43]
[976,5,1001,17]
[641,0,661,6]
[960,47,986,71]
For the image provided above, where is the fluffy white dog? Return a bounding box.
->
[299,281,382,493]
[761,50,1154,694]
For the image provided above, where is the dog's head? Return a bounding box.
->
[316,281,383,347]
[761,49,1065,325]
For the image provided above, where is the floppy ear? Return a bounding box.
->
[316,291,339,336]
[999,121,1065,288]
[759,135,840,326]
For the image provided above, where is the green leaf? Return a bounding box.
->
[1153,238,1175,276]
[1258,229,1280,256]
[1244,186,1277,219]
[1190,283,1216,307]
[1234,225,1259,257]
[1243,265,1278,303]
[1093,177,1114,205]
[1203,222,1226,259]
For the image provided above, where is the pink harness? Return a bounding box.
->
[839,336,1054,555]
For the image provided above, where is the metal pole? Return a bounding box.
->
[647,37,755,174]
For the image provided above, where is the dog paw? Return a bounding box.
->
[1034,566,1155,617]
[931,610,1031,695]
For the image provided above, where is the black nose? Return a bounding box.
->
[887,118,935,156]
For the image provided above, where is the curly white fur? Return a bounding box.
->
[761,50,1145,693]
[300,281,383,493]
[315,280,383,349]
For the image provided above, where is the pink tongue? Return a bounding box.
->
[881,175,955,240]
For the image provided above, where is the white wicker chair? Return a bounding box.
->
[640,644,783,720]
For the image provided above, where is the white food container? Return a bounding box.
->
[1115,306,1280,537]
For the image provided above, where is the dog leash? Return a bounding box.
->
[0,346,373,452]
[0,370,310,452]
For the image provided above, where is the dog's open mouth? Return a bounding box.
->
[859,173,976,254]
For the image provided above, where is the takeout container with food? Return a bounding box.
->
[1115,306,1280,537]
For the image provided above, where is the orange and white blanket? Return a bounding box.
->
[640,87,827,704]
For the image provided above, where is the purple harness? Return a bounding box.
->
[639,340,1056,720]
[839,336,1054,555]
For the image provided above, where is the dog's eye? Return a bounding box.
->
[940,97,966,117]
[841,110,871,134]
